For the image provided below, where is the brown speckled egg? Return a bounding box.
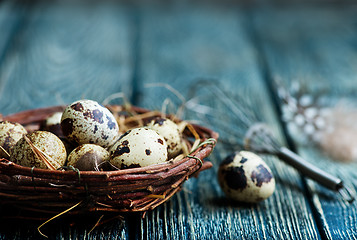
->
[147,117,182,159]
[109,127,168,169]
[61,100,119,148]
[10,131,67,169]
[0,121,27,158]
[41,112,78,155]
[40,112,63,137]
[67,144,109,171]
[218,151,275,203]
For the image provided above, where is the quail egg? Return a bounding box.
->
[10,131,67,169]
[147,117,182,159]
[61,99,119,148]
[40,112,63,137]
[109,127,168,169]
[67,144,109,171]
[0,121,27,158]
[218,151,275,203]
[40,111,76,153]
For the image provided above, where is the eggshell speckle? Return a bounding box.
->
[0,121,27,158]
[41,112,63,137]
[218,151,275,203]
[10,131,67,169]
[67,144,109,171]
[109,127,168,169]
[147,117,182,159]
[61,100,119,148]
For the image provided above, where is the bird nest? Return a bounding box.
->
[0,105,218,219]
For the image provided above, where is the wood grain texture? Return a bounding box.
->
[251,3,357,239]
[2,0,356,239]
[0,0,29,91]
[0,0,135,116]
[0,1,27,58]
[135,2,321,239]
[0,216,127,240]
[0,0,134,239]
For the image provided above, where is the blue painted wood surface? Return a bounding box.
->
[0,0,356,239]
[250,4,357,239]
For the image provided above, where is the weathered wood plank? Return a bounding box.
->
[135,2,321,239]
[0,0,135,239]
[0,0,135,116]
[0,0,27,56]
[251,3,357,239]
[0,0,29,89]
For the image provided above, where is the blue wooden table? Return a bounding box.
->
[1,0,357,239]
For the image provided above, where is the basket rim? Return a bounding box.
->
[0,104,218,216]
[1,104,218,177]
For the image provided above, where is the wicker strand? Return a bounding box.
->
[187,138,217,167]
[59,165,82,182]
[31,166,36,190]
[0,105,218,217]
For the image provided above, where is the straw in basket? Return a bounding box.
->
[0,104,218,220]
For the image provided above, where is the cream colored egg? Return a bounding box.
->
[10,131,67,169]
[46,112,62,126]
[67,144,109,171]
[218,151,275,203]
[109,127,168,169]
[41,112,63,137]
[61,100,119,148]
[147,117,182,159]
[0,121,27,158]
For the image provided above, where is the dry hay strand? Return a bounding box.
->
[0,105,218,220]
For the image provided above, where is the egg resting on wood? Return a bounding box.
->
[0,121,27,158]
[10,131,67,169]
[61,100,119,148]
[109,127,168,169]
[218,151,275,203]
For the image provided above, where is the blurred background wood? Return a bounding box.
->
[251,4,357,239]
[0,0,356,239]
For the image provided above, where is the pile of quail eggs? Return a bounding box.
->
[0,99,184,171]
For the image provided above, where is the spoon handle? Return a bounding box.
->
[277,147,354,203]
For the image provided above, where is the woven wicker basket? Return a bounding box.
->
[0,105,218,218]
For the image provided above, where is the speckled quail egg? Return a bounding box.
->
[109,127,168,169]
[10,131,67,169]
[147,117,182,159]
[40,112,63,137]
[67,144,109,171]
[0,121,27,158]
[61,99,119,148]
[41,111,78,155]
[218,151,275,203]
